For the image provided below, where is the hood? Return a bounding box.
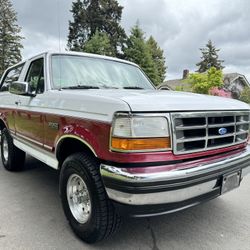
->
[59,89,250,112]
[119,90,250,111]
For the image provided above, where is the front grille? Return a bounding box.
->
[171,111,250,154]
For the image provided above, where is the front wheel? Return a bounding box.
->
[59,152,121,243]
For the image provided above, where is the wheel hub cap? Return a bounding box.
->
[2,136,8,162]
[67,174,91,224]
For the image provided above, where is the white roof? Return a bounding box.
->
[23,50,138,67]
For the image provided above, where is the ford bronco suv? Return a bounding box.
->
[0,51,250,243]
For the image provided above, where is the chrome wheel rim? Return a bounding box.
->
[67,174,91,224]
[2,135,9,162]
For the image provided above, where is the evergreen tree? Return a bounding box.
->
[196,40,224,73]
[124,25,159,85]
[83,31,115,56]
[67,0,126,57]
[147,36,167,84]
[0,0,23,76]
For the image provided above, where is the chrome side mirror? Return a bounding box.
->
[9,81,35,97]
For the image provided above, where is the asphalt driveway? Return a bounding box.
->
[0,156,250,250]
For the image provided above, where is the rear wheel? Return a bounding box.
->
[60,152,121,243]
[0,128,25,171]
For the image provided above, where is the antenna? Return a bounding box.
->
[56,0,62,90]
[57,0,62,52]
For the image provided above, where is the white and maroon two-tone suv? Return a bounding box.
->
[0,51,249,243]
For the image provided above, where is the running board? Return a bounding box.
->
[13,138,59,170]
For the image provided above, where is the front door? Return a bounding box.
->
[14,58,45,147]
[0,64,24,133]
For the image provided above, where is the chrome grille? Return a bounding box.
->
[171,111,250,154]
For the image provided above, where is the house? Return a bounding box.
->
[158,70,191,91]
[223,73,250,98]
[159,70,250,98]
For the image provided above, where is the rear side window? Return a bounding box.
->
[0,64,24,92]
[25,58,44,94]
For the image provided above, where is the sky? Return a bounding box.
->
[12,0,250,81]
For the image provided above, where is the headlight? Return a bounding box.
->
[111,114,171,152]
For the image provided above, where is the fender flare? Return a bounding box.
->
[55,134,98,158]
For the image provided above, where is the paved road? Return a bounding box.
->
[0,156,250,250]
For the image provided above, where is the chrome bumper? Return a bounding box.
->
[100,146,250,211]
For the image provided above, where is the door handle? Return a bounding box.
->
[15,100,21,105]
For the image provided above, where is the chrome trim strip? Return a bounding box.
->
[208,122,235,128]
[11,132,53,151]
[176,125,207,130]
[237,121,250,125]
[174,141,248,155]
[56,135,97,157]
[236,131,249,135]
[16,132,43,146]
[44,144,53,150]
[176,133,237,143]
[172,111,250,118]
[105,180,219,205]
[13,137,58,169]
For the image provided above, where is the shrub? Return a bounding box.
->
[209,87,232,98]
[187,67,223,94]
[239,87,250,103]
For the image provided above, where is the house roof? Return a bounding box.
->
[223,73,250,87]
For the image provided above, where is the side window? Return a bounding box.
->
[0,65,24,92]
[25,58,44,94]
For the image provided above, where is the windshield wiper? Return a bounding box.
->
[98,83,119,89]
[61,85,99,90]
[123,86,144,89]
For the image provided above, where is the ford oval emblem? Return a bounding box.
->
[218,127,227,135]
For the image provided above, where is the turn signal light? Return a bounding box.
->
[111,137,171,151]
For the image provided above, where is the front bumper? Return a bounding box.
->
[100,146,250,217]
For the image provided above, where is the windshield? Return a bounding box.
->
[51,55,155,90]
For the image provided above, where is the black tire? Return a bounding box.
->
[0,128,26,171]
[60,152,121,244]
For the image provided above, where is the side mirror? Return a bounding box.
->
[9,81,35,97]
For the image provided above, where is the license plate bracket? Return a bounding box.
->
[221,170,241,195]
